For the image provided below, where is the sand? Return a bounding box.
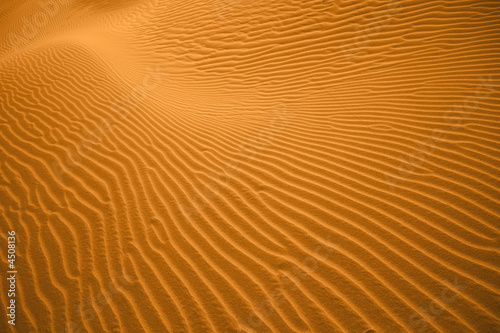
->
[1,0,500,332]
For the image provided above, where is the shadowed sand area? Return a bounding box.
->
[1,0,500,332]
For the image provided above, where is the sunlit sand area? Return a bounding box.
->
[1,0,500,332]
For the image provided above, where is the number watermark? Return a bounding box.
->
[6,231,17,326]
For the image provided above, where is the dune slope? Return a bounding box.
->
[1,0,500,332]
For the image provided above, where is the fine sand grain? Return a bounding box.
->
[1,0,500,332]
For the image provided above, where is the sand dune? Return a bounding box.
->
[1,0,500,332]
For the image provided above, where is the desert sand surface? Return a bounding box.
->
[1,0,500,332]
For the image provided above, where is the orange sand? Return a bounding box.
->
[1,0,500,332]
